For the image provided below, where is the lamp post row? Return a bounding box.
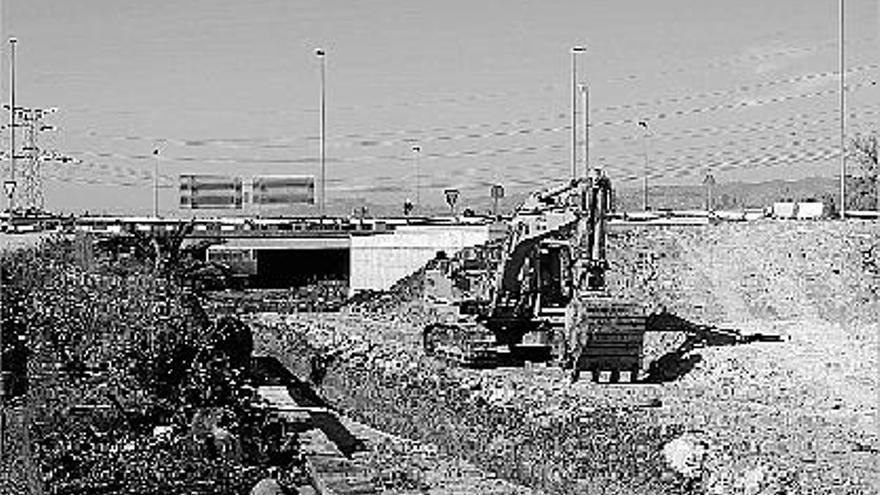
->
[162,29,854,217]
[306,44,685,217]
[0,33,856,219]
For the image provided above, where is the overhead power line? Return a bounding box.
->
[49,118,871,193]
[60,62,879,155]
[55,104,875,178]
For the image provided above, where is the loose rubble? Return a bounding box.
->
[255,220,879,495]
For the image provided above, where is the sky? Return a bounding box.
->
[0,0,878,215]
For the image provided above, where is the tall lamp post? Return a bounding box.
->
[838,0,846,219]
[412,145,421,212]
[580,83,590,178]
[704,171,716,213]
[638,121,650,211]
[315,48,327,217]
[571,46,586,182]
[8,37,17,214]
[153,148,160,217]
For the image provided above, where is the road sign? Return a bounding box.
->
[490,184,504,199]
[444,188,460,215]
[179,175,243,209]
[490,184,504,216]
[3,181,15,198]
[253,175,315,205]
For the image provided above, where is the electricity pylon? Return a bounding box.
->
[3,105,73,213]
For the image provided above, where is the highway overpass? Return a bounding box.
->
[72,215,504,294]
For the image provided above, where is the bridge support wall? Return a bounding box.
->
[349,225,489,294]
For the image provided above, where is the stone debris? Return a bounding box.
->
[663,433,709,479]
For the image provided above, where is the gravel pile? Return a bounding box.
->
[346,265,428,317]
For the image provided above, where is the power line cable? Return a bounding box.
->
[60,63,879,153]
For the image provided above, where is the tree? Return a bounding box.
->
[820,192,838,219]
[848,134,879,211]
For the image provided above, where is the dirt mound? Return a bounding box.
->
[608,220,880,494]
[345,265,427,314]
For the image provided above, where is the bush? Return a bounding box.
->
[1,236,296,494]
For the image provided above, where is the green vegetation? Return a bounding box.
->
[848,133,879,211]
[0,235,298,494]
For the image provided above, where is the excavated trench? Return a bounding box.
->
[256,287,687,494]
[319,353,678,494]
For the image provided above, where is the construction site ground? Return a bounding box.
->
[253,220,879,495]
[299,413,540,495]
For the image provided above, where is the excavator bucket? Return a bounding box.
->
[565,296,647,383]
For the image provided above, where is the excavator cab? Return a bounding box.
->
[536,239,572,309]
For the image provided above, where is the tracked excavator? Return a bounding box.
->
[422,170,779,382]
[423,169,622,373]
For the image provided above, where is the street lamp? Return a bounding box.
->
[153,148,160,217]
[704,170,716,213]
[8,38,17,213]
[571,46,586,182]
[580,83,590,179]
[315,48,327,217]
[638,121,650,211]
[412,145,421,212]
[838,0,846,219]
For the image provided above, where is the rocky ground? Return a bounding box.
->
[253,220,879,494]
[608,220,880,494]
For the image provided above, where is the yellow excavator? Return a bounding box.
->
[423,170,616,372]
[422,170,779,382]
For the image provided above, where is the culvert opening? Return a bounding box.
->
[253,248,349,289]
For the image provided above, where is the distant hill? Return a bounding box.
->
[614,176,843,212]
[148,175,867,219]
[351,176,850,217]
